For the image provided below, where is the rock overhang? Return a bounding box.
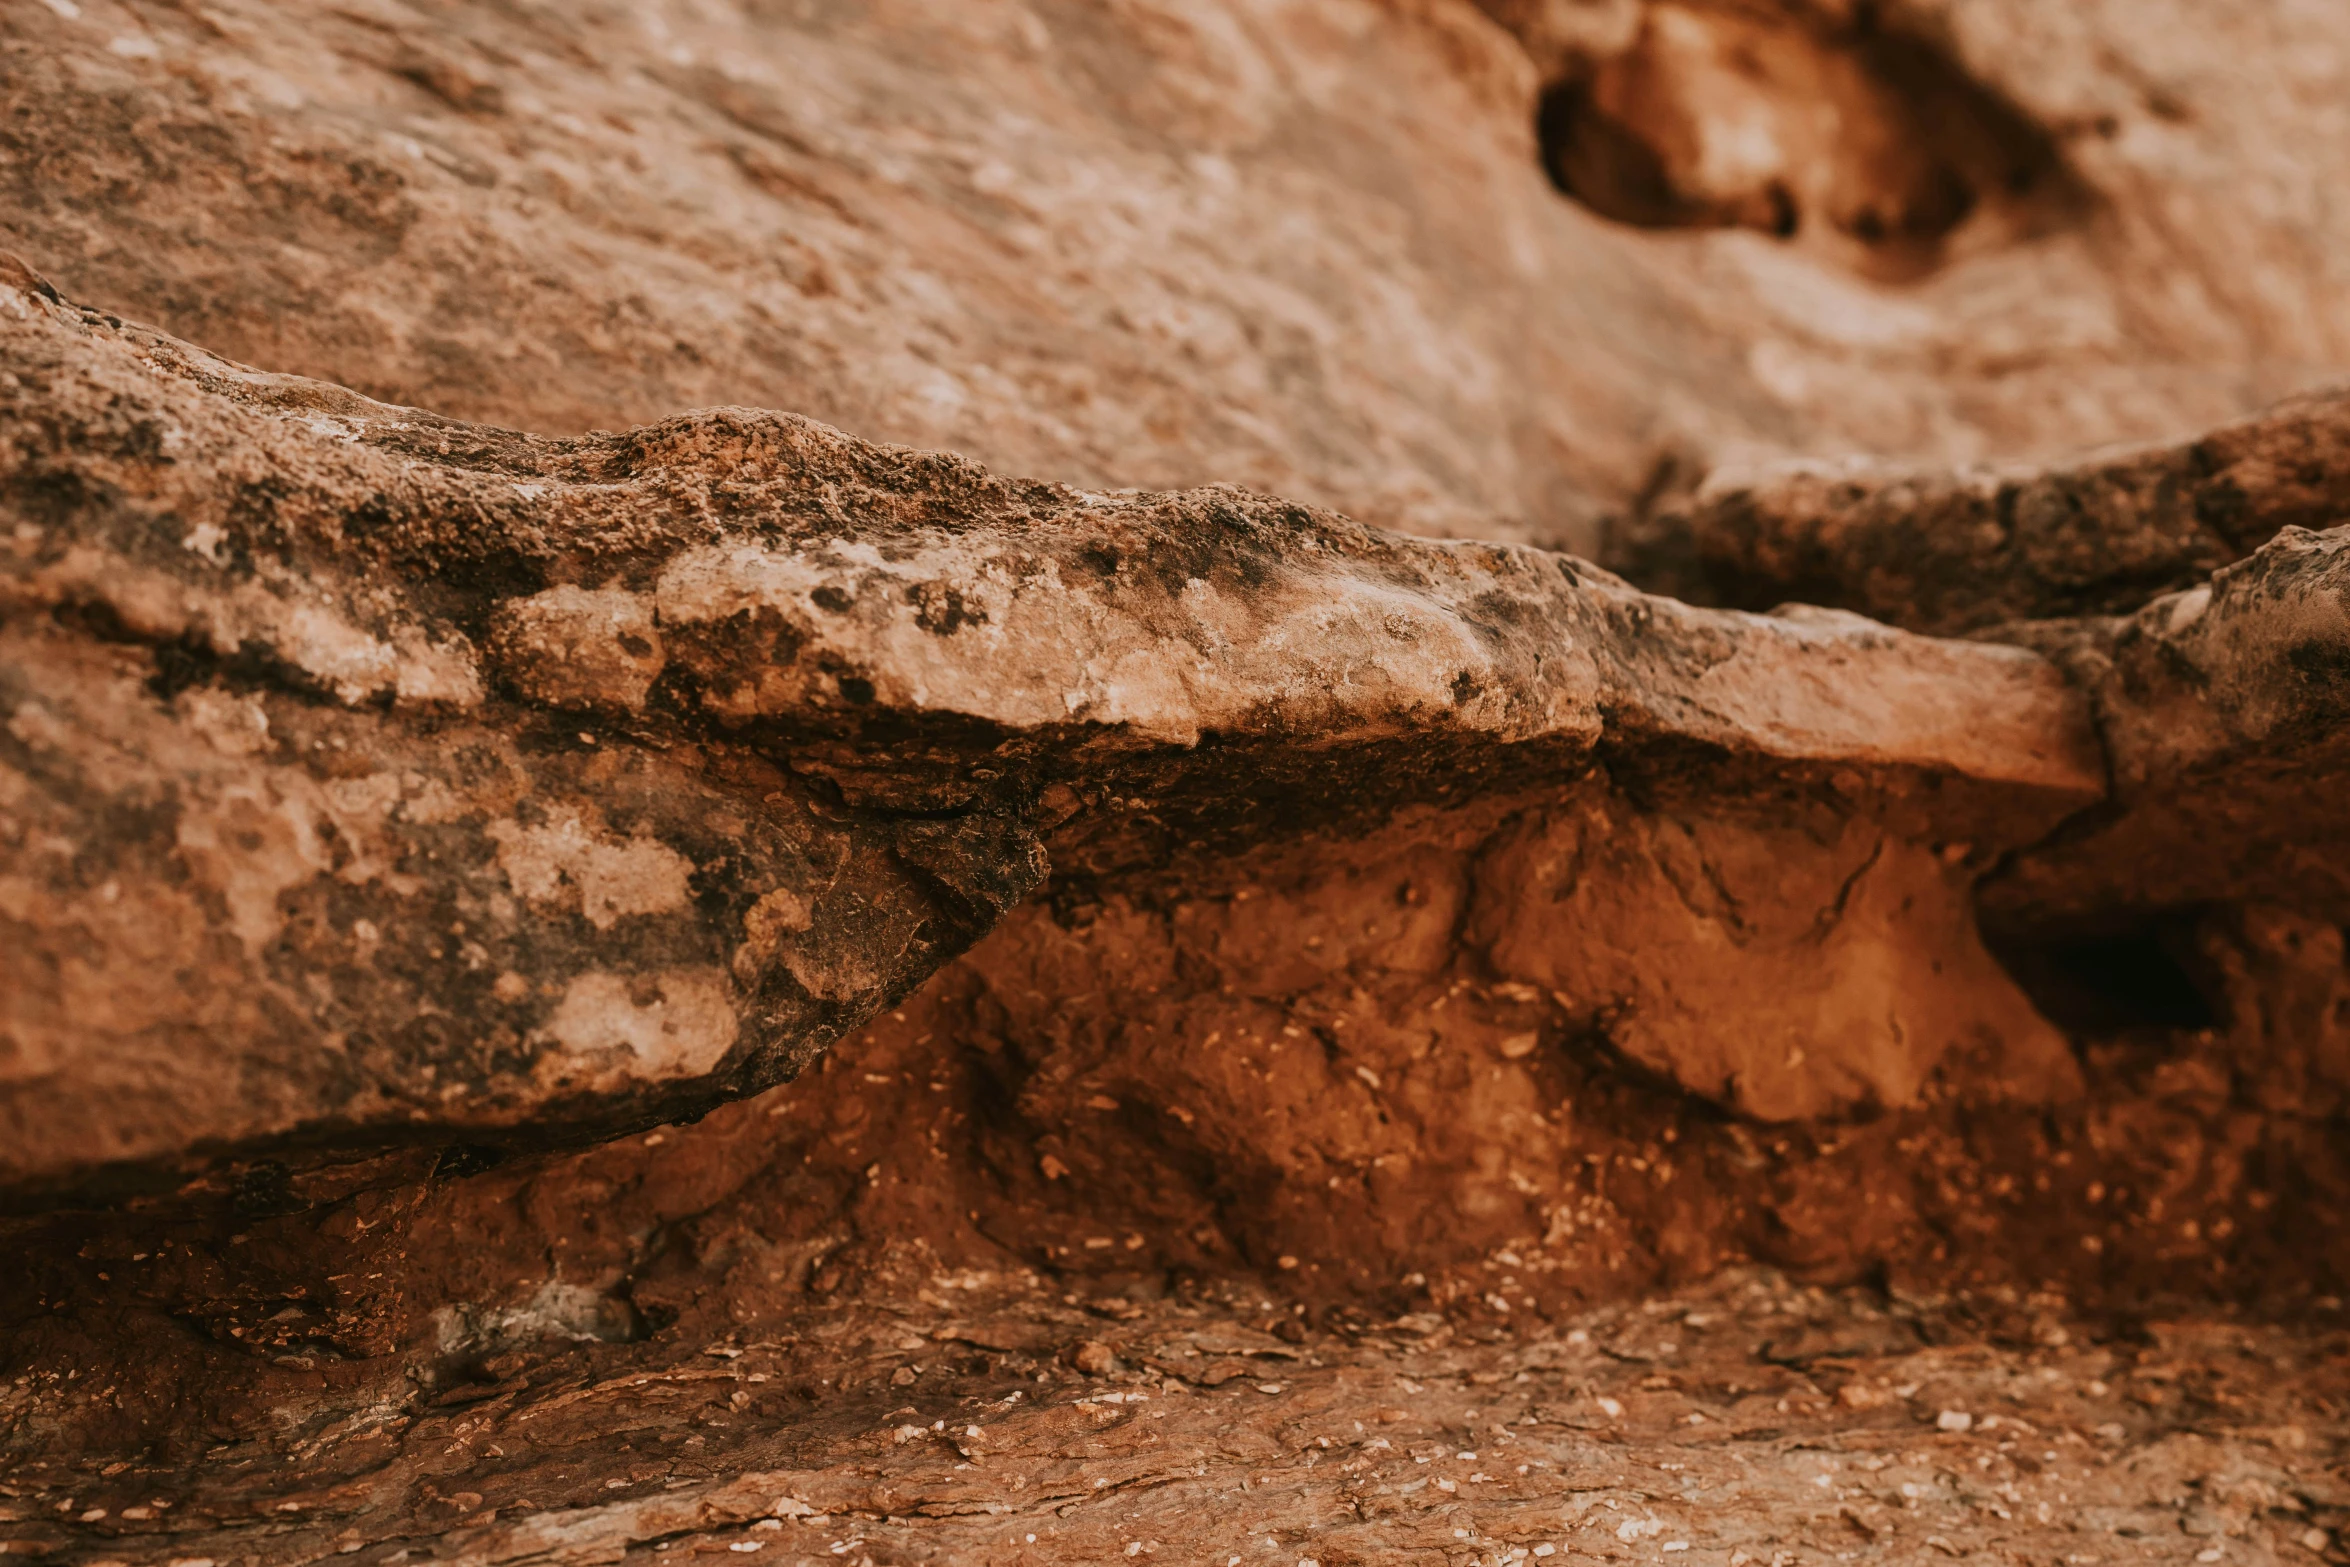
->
[0,260,2134,1197]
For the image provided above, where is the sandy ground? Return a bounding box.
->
[7,1261,2345,1567]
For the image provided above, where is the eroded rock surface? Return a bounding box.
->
[7,0,2350,551]
[1991,525,2350,930]
[8,4,2350,1563]
[1606,386,2350,634]
[8,1264,2347,1567]
[5,971,2349,1562]
[1,258,2110,1194]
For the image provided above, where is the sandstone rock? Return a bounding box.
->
[6,0,2348,555]
[1606,385,2350,634]
[1,258,2104,1195]
[0,272,1057,1195]
[8,6,2350,1565]
[1472,790,2078,1120]
[1988,523,2350,928]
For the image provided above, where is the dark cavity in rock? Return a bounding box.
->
[1532,0,2080,279]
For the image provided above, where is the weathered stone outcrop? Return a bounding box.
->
[1596,385,2350,971]
[9,5,2350,1564]
[1606,385,2350,633]
[1989,524,2350,929]
[0,266,1065,1195]
[1,257,2115,1197]
[8,0,2350,556]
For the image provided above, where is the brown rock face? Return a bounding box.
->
[7,0,2348,553]
[1525,0,2077,277]
[0,267,1054,1194]
[1607,385,2350,633]
[1990,523,2350,928]
[1473,794,2076,1120]
[6,2,2350,1564]
[2,264,2104,1192]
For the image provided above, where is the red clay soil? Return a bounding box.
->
[4,890,2348,1563]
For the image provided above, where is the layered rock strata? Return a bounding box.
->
[1607,387,2350,633]
[2,259,2112,1196]
[7,2,2350,1562]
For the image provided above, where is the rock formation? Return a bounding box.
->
[4,1,2350,1564]
[3,258,2117,1194]
[8,0,2349,550]
[1610,386,2350,633]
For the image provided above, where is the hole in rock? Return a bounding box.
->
[1985,919,2218,1036]
[1533,1,2080,279]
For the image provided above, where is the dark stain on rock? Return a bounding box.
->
[910,580,986,634]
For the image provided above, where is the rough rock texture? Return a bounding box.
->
[1605,387,2350,635]
[9,249,2350,1567]
[9,2,2350,1564]
[7,0,2350,552]
[5,975,2350,1562]
[1,258,2109,1195]
[7,1263,2348,1566]
[1989,525,2350,930]
[0,262,1055,1194]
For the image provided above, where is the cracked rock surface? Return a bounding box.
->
[1,260,2111,1193]
[1606,388,2350,636]
[8,0,2350,550]
[5,246,2350,1567]
[6,2,2350,1564]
